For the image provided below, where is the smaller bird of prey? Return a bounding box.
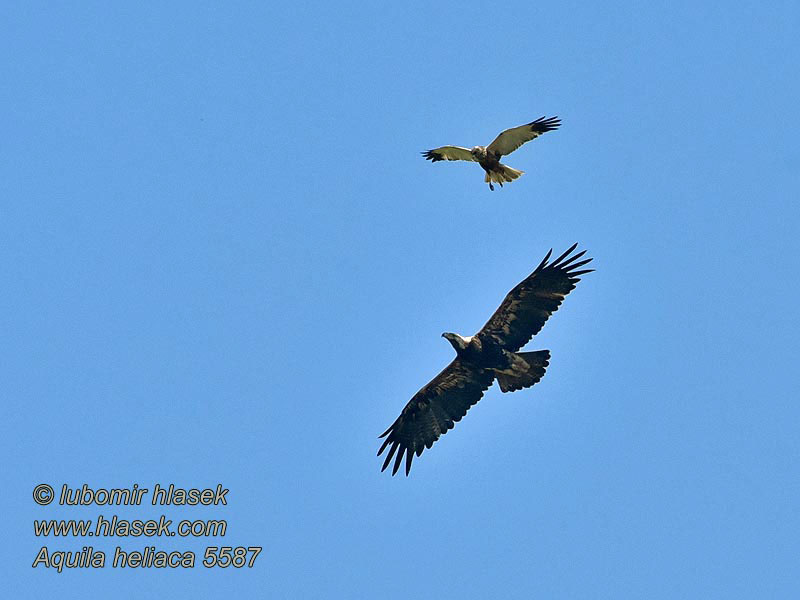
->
[378,243,592,476]
[422,116,561,190]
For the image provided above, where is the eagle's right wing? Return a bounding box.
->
[378,358,494,476]
[421,146,477,163]
[476,243,593,352]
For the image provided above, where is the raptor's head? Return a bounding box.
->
[442,332,471,352]
[470,146,486,160]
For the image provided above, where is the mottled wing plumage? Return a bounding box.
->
[421,146,477,163]
[477,243,593,352]
[377,359,494,476]
[487,116,561,157]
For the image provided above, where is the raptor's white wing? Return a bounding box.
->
[421,146,477,163]
[486,116,561,157]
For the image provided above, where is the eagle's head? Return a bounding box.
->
[442,332,471,352]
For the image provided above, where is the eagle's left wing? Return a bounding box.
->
[486,116,561,157]
[421,146,477,162]
[476,243,592,352]
[378,358,494,476]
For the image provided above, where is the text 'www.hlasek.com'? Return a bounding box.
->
[31,483,262,572]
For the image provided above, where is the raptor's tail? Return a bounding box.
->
[484,164,525,187]
[496,350,550,393]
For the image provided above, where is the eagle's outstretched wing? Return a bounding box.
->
[477,243,592,352]
[378,359,494,476]
[421,146,477,162]
[486,116,561,157]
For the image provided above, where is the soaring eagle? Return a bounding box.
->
[422,116,561,190]
[378,244,592,476]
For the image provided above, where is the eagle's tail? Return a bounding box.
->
[485,164,525,187]
[495,350,550,393]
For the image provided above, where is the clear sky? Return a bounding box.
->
[3,1,799,598]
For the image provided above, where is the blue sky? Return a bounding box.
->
[3,1,799,597]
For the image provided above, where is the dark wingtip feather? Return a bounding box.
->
[381,441,399,471]
[405,450,414,476]
[535,248,553,272]
[559,249,587,268]
[565,257,593,271]
[422,149,443,162]
[377,435,392,455]
[392,446,405,476]
[551,242,579,267]
[530,115,561,133]
[536,244,594,278]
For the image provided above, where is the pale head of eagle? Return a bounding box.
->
[442,332,472,351]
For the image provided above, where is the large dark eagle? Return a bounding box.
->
[422,116,561,190]
[378,243,592,476]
